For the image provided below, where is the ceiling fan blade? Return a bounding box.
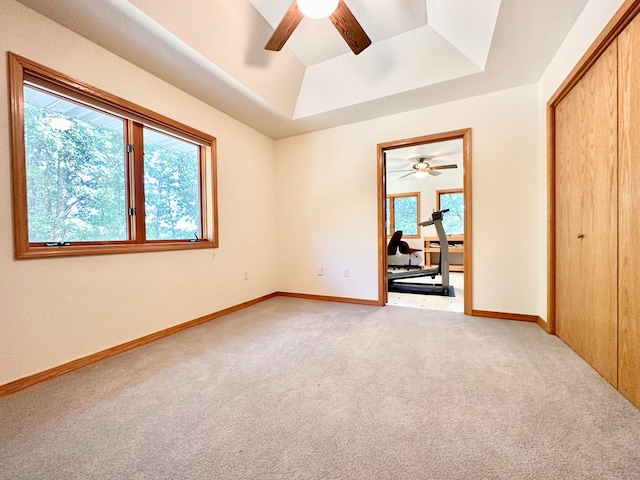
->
[399,172,415,179]
[430,164,458,170]
[329,0,371,55]
[428,170,442,176]
[265,1,304,51]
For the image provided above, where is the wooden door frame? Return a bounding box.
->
[547,0,640,335]
[377,128,472,315]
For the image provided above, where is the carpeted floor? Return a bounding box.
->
[1,297,639,479]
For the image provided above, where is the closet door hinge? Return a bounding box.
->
[127,144,134,153]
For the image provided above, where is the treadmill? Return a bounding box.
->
[387,209,454,297]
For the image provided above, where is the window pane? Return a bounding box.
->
[440,192,464,234]
[386,198,391,235]
[143,128,201,240]
[23,86,127,243]
[394,196,418,236]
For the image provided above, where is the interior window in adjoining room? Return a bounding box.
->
[436,188,464,235]
[386,192,420,237]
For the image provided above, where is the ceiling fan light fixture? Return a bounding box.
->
[297,0,339,19]
[413,171,429,179]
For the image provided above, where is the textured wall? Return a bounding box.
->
[276,84,540,313]
[0,0,279,385]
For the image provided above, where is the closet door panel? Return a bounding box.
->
[555,40,619,386]
[618,16,640,409]
[555,89,588,359]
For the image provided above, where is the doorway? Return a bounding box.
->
[377,129,472,315]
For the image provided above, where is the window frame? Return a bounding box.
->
[436,188,464,235]
[386,192,421,238]
[8,52,218,259]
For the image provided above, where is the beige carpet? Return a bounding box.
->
[1,297,639,479]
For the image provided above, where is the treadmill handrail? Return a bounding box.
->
[419,209,449,226]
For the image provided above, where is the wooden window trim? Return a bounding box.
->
[8,52,218,259]
[386,192,421,238]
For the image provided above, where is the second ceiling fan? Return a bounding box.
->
[393,157,458,179]
[265,0,371,55]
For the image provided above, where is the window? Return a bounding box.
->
[436,188,464,234]
[386,192,420,237]
[8,53,218,258]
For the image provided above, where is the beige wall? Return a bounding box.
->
[0,0,278,385]
[276,83,540,313]
[536,0,626,321]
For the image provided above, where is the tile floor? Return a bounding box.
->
[386,271,464,312]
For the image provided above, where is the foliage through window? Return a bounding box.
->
[386,193,420,237]
[437,189,464,235]
[24,88,128,243]
[143,128,202,241]
[9,53,217,258]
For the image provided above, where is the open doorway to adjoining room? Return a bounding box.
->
[377,129,472,314]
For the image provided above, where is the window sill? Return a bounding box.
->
[15,240,216,259]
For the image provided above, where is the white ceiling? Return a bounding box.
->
[16,0,589,139]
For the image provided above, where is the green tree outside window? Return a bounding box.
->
[387,193,420,237]
[437,190,464,234]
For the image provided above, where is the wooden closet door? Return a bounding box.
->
[555,40,619,386]
[618,16,640,409]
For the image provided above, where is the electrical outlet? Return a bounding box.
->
[343,268,349,278]
[316,266,323,276]
[243,271,249,281]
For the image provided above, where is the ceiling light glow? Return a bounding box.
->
[413,171,429,179]
[44,117,74,131]
[297,0,339,19]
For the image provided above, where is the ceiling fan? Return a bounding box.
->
[392,157,458,180]
[265,0,372,55]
